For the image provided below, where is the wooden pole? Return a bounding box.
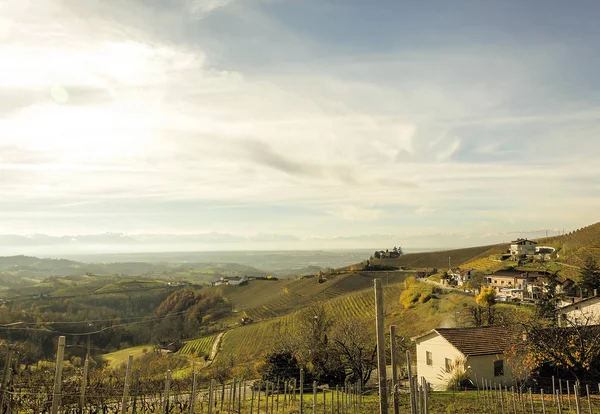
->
[162,370,171,414]
[512,386,517,414]
[586,384,591,414]
[567,380,572,412]
[208,379,214,414]
[221,383,226,412]
[528,388,534,414]
[190,370,197,414]
[51,336,66,414]
[574,381,581,414]
[131,371,140,414]
[552,376,556,406]
[313,381,317,414]
[374,279,388,414]
[390,325,399,414]
[557,390,562,414]
[79,356,89,411]
[239,379,243,414]
[258,382,262,414]
[121,354,134,414]
[300,369,304,414]
[250,388,255,414]
[541,388,546,414]
[560,380,563,408]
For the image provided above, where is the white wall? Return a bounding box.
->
[416,332,514,390]
[560,300,600,325]
[415,332,463,391]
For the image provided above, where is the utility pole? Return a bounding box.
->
[121,355,134,414]
[374,279,388,414]
[448,257,451,270]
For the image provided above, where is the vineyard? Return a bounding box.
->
[180,334,219,357]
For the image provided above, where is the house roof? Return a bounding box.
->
[489,270,524,278]
[413,326,519,357]
[558,295,600,312]
[511,239,538,245]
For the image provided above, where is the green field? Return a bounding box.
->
[180,333,219,357]
[103,344,153,367]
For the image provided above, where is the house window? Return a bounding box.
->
[445,358,452,372]
[494,360,504,377]
[426,351,433,366]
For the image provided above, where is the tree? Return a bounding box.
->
[260,349,301,382]
[513,314,600,382]
[579,257,600,295]
[331,317,378,386]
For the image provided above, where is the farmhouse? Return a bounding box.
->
[558,294,600,326]
[413,326,516,390]
[448,268,475,287]
[510,239,537,258]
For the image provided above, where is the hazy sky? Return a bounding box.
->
[1,0,599,243]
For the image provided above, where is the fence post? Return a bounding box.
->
[79,356,89,411]
[250,387,255,414]
[208,379,214,414]
[567,380,572,412]
[541,388,546,414]
[512,386,517,414]
[162,370,172,414]
[390,325,399,414]
[190,370,197,414]
[557,390,563,414]
[131,371,140,414]
[575,381,581,414]
[528,388,534,414]
[586,384,591,414]
[313,381,317,414]
[51,336,66,414]
[121,354,134,414]
[374,279,388,414]
[0,350,12,413]
[239,379,243,414]
[552,376,556,406]
[300,369,304,414]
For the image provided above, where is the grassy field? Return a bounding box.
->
[180,333,219,357]
[103,344,153,367]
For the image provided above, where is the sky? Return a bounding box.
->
[1,0,599,251]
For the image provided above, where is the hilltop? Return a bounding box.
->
[535,222,600,266]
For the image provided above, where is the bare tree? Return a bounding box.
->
[331,317,378,386]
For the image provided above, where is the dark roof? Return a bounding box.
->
[416,326,519,357]
[490,270,524,278]
[511,239,538,245]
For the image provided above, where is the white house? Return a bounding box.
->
[413,326,516,390]
[510,239,537,258]
[558,295,600,326]
[448,269,475,287]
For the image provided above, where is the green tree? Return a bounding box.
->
[579,257,600,295]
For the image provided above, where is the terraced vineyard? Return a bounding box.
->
[179,333,219,356]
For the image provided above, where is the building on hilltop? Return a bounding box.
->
[510,238,537,258]
[412,326,519,390]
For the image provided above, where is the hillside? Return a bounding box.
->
[370,244,507,269]
[214,280,476,376]
[535,222,600,267]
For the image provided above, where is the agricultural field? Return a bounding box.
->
[179,333,219,357]
[215,280,475,376]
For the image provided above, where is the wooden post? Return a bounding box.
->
[51,336,66,414]
[560,379,564,407]
[239,379,243,414]
[131,371,140,414]
[221,383,226,412]
[190,371,197,414]
[250,388,255,414]
[499,383,505,414]
[528,388,534,414]
[258,382,262,414]
[230,380,235,414]
[121,354,134,414]
[586,384,591,414]
[0,350,11,413]
[336,386,339,414]
[568,380,572,411]
[552,376,556,406]
[374,279,388,414]
[313,381,317,414]
[541,389,546,414]
[79,357,89,411]
[208,379,214,414]
[512,386,517,414]
[422,377,429,414]
[390,325,399,414]
[322,388,326,414]
[162,370,172,414]
[300,369,304,414]
[557,390,563,414]
[575,382,581,414]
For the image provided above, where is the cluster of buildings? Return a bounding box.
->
[211,276,249,286]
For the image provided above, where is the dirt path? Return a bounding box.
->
[209,331,225,361]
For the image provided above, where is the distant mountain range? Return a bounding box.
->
[0,229,567,256]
